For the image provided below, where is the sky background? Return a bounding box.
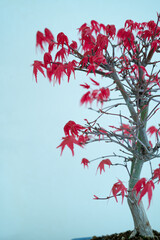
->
[0,0,160,240]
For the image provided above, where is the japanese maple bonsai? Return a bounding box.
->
[33,15,160,238]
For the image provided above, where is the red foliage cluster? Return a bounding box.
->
[133,178,155,208]
[96,159,112,174]
[80,87,110,106]
[112,179,127,203]
[57,121,89,156]
[33,17,160,208]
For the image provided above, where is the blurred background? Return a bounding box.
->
[0,0,160,239]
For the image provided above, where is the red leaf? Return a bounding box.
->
[93,195,99,199]
[36,31,46,51]
[90,78,99,86]
[46,66,53,82]
[65,60,77,82]
[133,178,155,208]
[70,41,78,50]
[64,121,85,137]
[117,28,135,50]
[53,63,65,84]
[133,178,146,196]
[112,179,127,203]
[57,32,69,48]
[87,64,96,76]
[80,83,90,89]
[55,48,67,62]
[93,54,107,65]
[97,88,110,104]
[43,52,52,68]
[96,34,108,50]
[57,135,82,156]
[80,91,92,106]
[106,24,116,39]
[78,23,87,33]
[91,20,100,34]
[139,180,155,208]
[100,23,106,32]
[78,134,89,145]
[48,42,55,53]
[147,126,160,137]
[153,164,160,183]
[32,61,45,82]
[97,159,112,174]
[81,158,90,168]
[44,28,54,41]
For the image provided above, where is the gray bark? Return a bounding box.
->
[127,159,154,238]
[112,68,154,238]
[128,192,154,238]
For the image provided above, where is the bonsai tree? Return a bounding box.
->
[32,15,160,238]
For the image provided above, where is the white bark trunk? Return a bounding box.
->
[128,159,154,238]
[127,192,154,238]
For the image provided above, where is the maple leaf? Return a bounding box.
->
[133,178,146,195]
[78,134,89,146]
[55,48,67,62]
[80,83,90,89]
[57,32,69,48]
[79,56,89,68]
[64,121,85,137]
[106,24,116,39]
[90,78,99,86]
[96,34,108,50]
[44,28,54,41]
[70,41,78,50]
[57,135,82,156]
[133,178,155,208]
[138,29,152,41]
[91,89,99,99]
[112,179,127,203]
[125,19,134,30]
[93,195,99,199]
[87,64,96,76]
[32,61,45,82]
[43,52,52,68]
[80,91,92,106]
[117,28,135,50]
[53,63,65,84]
[139,180,155,208]
[78,23,88,33]
[48,42,55,53]
[65,60,77,82]
[97,159,112,174]
[97,88,110,104]
[99,23,106,32]
[92,54,107,65]
[81,158,90,168]
[153,164,160,183]
[80,26,95,51]
[46,66,53,82]
[147,126,160,138]
[151,40,160,52]
[36,31,46,51]
[91,20,100,34]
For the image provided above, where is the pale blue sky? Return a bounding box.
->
[0,0,160,240]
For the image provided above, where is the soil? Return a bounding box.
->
[91,230,160,240]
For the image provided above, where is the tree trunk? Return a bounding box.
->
[127,158,154,238]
